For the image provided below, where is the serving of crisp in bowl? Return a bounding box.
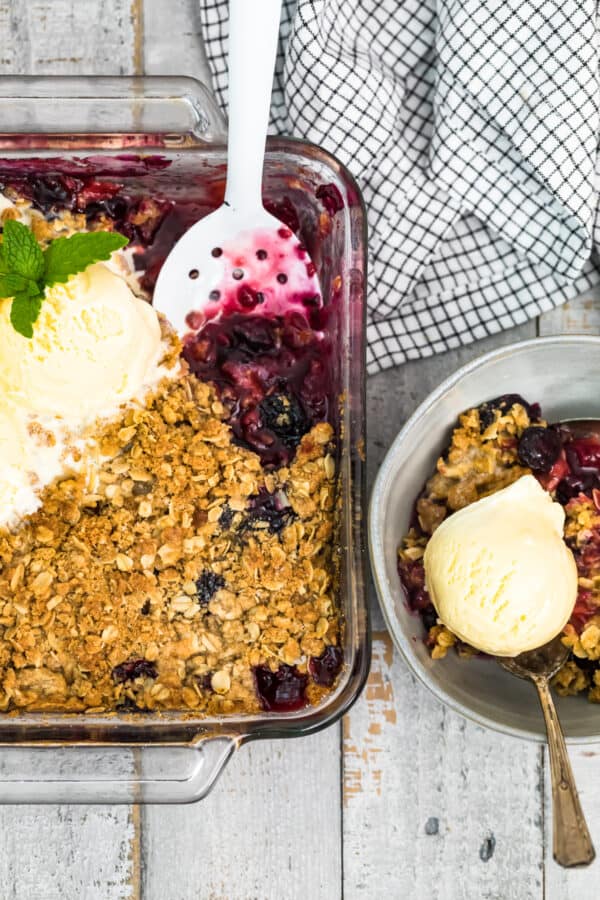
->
[369,335,600,742]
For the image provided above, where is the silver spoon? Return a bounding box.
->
[499,415,600,867]
[500,638,595,867]
[555,419,600,440]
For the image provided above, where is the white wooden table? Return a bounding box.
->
[2,3,600,898]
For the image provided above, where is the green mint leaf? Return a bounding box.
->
[0,272,35,298]
[2,219,45,281]
[43,231,129,286]
[10,287,43,339]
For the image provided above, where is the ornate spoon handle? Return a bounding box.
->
[534,675,595,867]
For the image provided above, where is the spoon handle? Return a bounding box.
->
[533,676,595,867]
[224,0,283,213]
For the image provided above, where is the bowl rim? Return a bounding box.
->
[369,334,600,744]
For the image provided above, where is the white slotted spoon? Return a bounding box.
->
[153,0,321,334]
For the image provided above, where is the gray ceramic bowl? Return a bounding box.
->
[369,336,600,742]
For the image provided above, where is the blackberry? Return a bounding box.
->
[259,392,308,449]
[517,426,562,473]
[218,504,234,529]
[308,645,343,687]
[556,475,589,505]
[112,658,157,683]
[253,664,308,712]
[571,654,600,674]
[421,606,438,633]
[196,570,225,605]
[28,173,82,214]
[477,394,538,432]
[242,489,295,535]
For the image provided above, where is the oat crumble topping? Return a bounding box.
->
[0,182,344,717]
[0,351,339,713]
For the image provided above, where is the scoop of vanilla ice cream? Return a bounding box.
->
[0,261,170,529]
[0,408,37,517]
[423,475,577,657]
[0,262,162,423]
[0,407,78,524]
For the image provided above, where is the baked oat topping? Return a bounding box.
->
[0,359,340,714]
[0,179,344,718]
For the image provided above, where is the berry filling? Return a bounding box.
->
[517,426,562,473]
[263,196,300,235]
[242,488,295,535]
[315,183,344,215]
[195,571,226,606]
[253,664,308,712]
[555,435,600,507]
[112,659,158,683]
[398,560,429,608]
[4,167,335,467]
[182,311,331,467]
[309,645,343,687]
[0,169,211,295]
[567,438,600,471]
[397,558,437,631]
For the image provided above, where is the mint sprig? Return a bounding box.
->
[10,288,43,340]
[2,219,44,281]
[0,220,129,338]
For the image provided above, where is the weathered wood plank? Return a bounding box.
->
[141,729,343,900]
[0,792,137,900]
[0,6,140,900]
[0,0,136,76]
[538,286,600,337]
[343,633,543,900]
[143,0,211,81]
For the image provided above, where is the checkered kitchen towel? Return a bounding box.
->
[199,0,600,373]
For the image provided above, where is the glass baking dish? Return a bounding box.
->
[0,77,369,802]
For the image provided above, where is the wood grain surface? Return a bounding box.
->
[343,634,543,900]
[1,2,600,898]
[141,730,342,900]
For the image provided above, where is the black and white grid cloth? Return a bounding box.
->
[199,0,600,374]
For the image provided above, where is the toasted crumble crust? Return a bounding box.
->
[0,362,339,714]
[0,194,341,715]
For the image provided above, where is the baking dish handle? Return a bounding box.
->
[0,736,237,804]
[0,75,227,144]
